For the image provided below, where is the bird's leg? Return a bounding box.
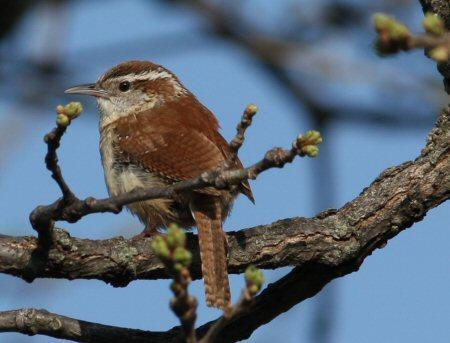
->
[132,223,158,240]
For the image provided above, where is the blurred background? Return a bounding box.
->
[1,0,449,342]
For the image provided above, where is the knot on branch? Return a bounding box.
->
[263,148,290,168]
[15,309,62,336]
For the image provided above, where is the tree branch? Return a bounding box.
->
[1,104,448,341]
[0,308,173,343]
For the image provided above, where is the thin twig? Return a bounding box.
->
[199,290,251,343]
[408,33,450,49]
[30,103,84,246]
[228,104,258,160]
[151,226,198,342]
[200,266,264,343]
[43,126,75,201]
[170,268,197,343]
[31,143,313,220]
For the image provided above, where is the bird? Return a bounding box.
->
[65,60,254,310]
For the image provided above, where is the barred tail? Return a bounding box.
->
[191,197,230,310]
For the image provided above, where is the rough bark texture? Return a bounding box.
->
[0,105,449,342]
[0,309,172,342]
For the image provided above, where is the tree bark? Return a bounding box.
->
[0,309,173,342]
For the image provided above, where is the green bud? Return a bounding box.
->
[246,104,258,115]
[174,262,184,272]
[305,130,323,145]
[245,265,264,295]
[373,13,410,41]
[423,13,445,36]
[166,223,186,249]
[389,21,410,41]
[304,145,319,157]
[64,102,83,119]
[56,114,70,127]
[373,13,392,32]
[248,284,260,296]
[429,45,449,62]
[294,130,322,156]
[151,236,170,260]
[172,246,192,267]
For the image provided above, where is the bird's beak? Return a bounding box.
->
[65,83,109,99]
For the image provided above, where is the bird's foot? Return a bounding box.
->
[131,227,158,240]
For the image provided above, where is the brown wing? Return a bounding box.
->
[113,96,254,202]
[114,113,226,182]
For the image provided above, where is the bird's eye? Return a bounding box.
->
[119,81,130,92]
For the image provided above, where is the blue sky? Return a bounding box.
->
[1,1,449,342]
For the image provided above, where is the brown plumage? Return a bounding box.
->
[108,96,244,309]
[65,60,253,310]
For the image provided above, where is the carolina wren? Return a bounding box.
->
[65,60,254,310]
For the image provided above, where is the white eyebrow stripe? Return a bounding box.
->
[139,70,173,81]
[112,70,174,83]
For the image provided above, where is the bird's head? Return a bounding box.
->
[65,60,188,125]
